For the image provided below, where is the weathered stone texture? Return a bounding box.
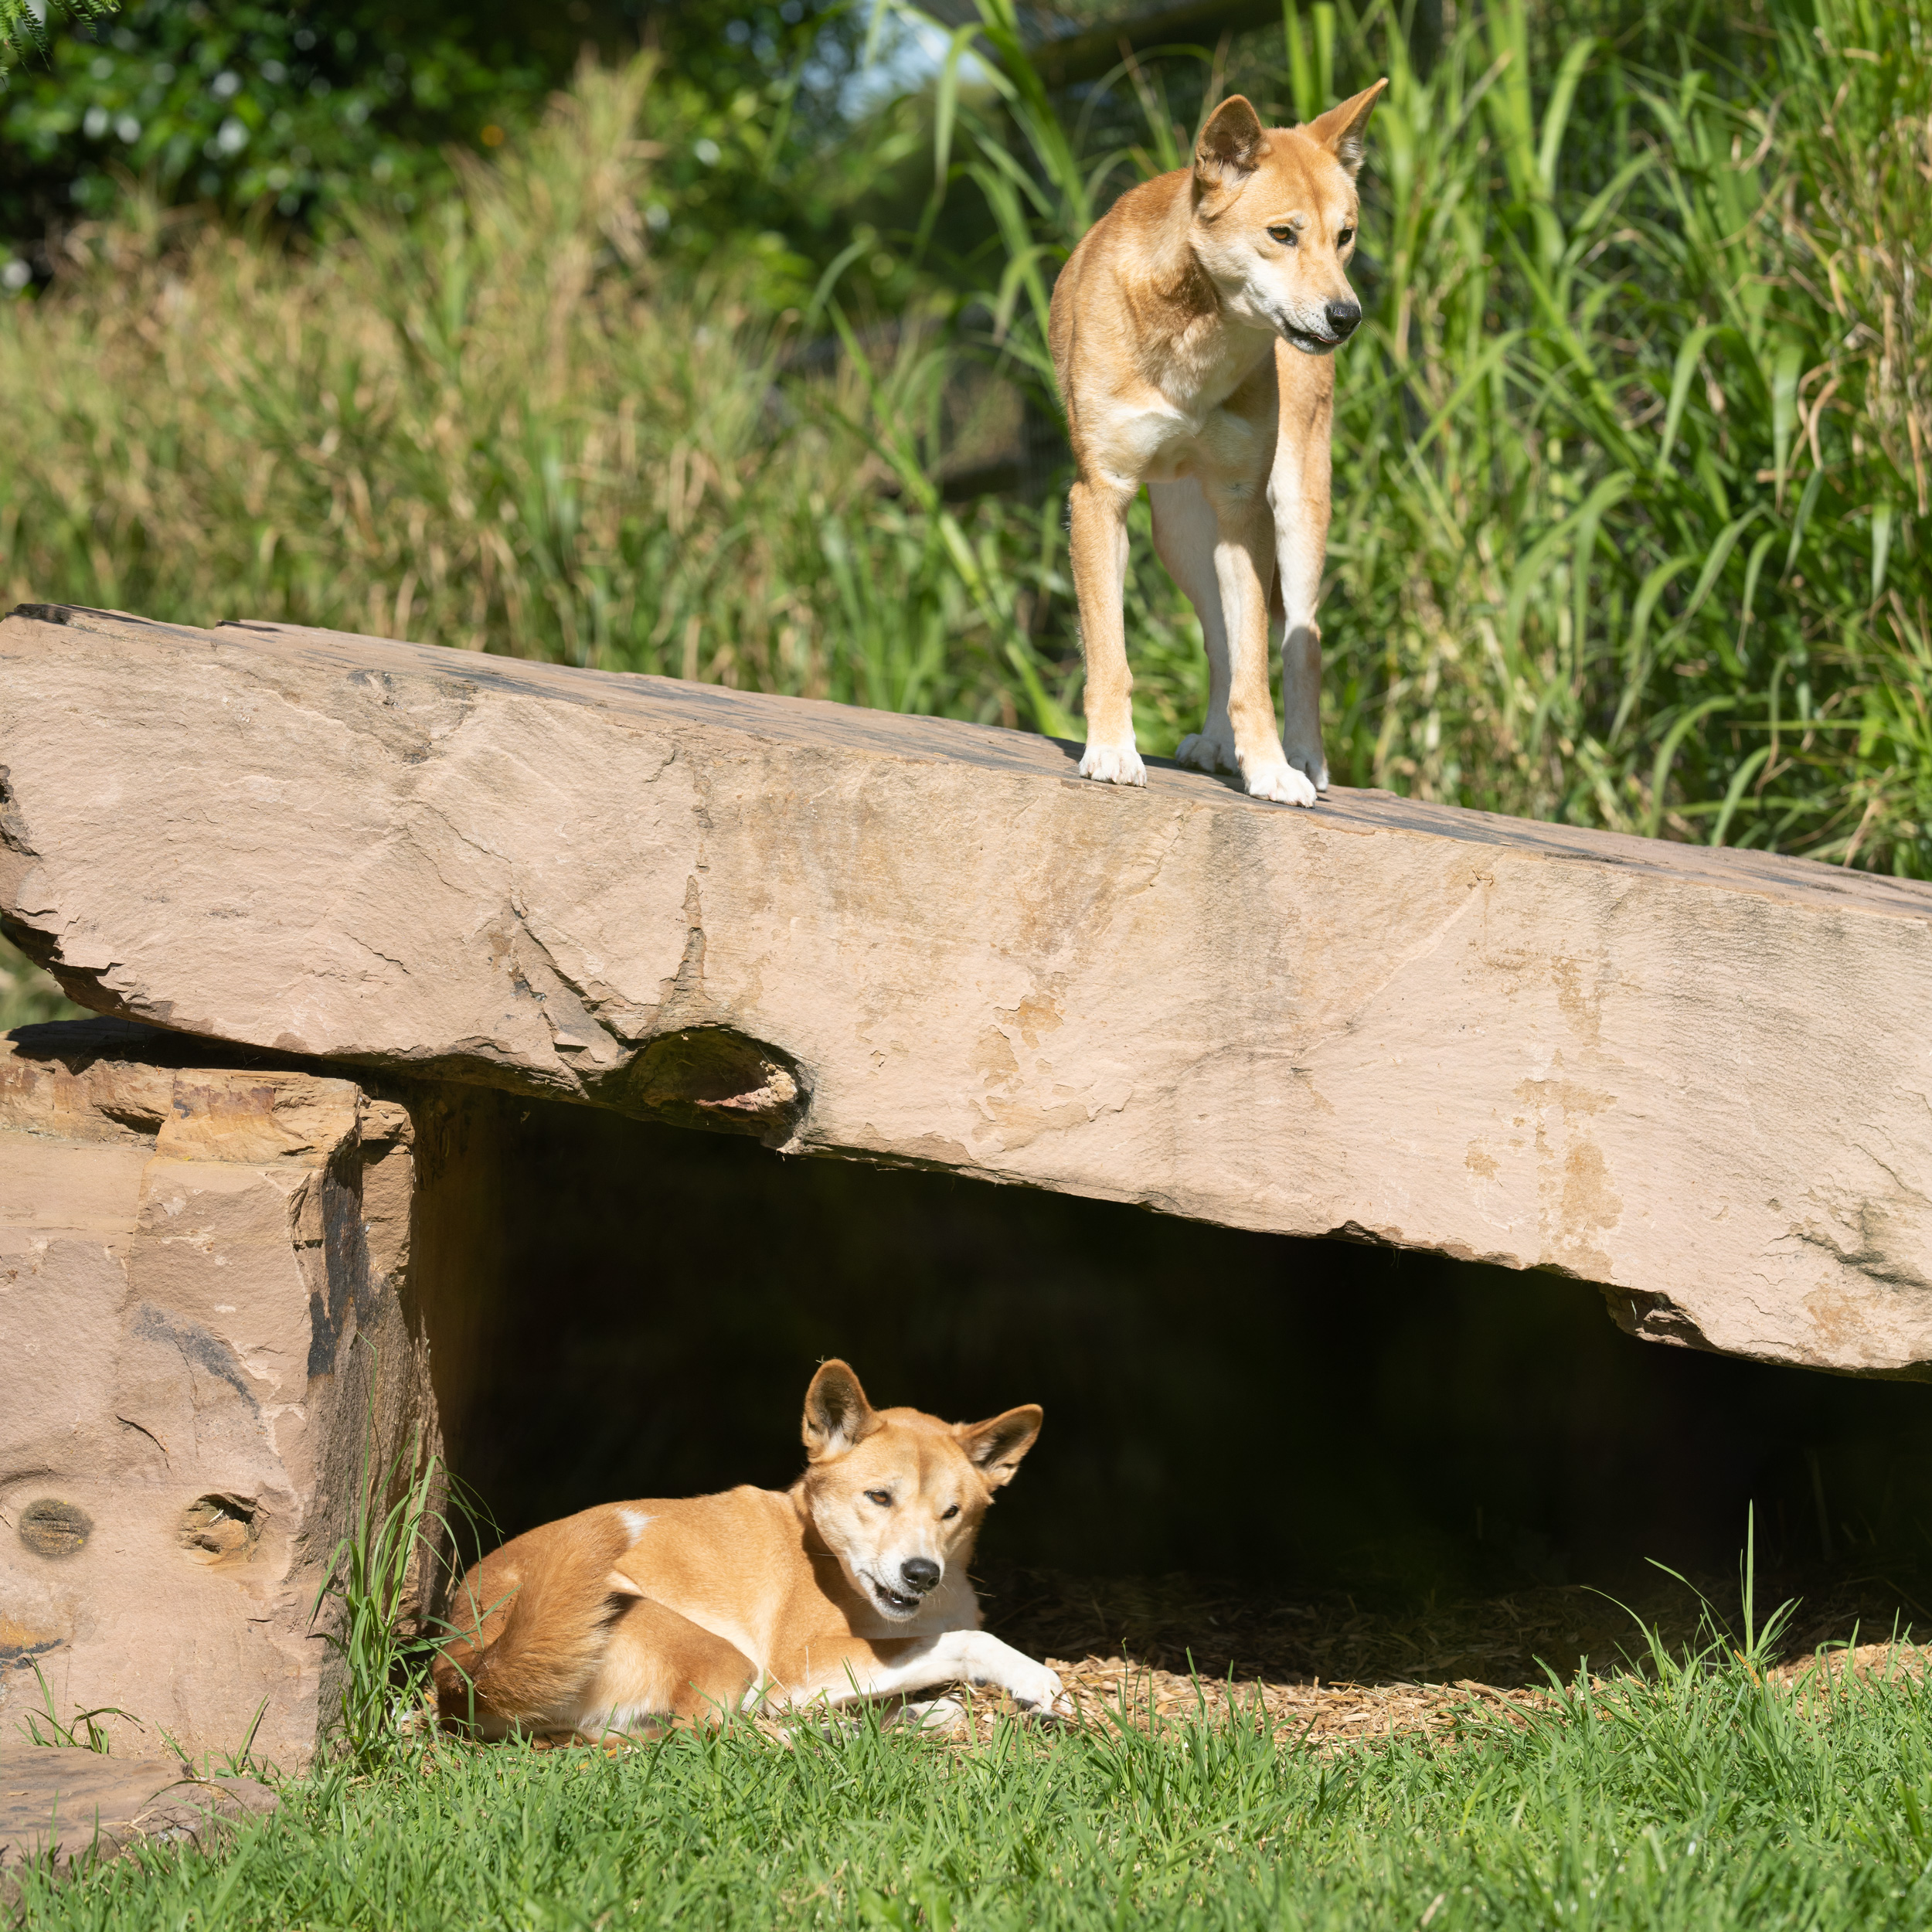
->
[0,1745,277,1900]
[6,602,1932,1376]
[0,1020,440,1769]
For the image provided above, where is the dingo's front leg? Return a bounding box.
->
[782,1629,1071,1718]
[1209,481,1314,806]
[1069,474,1144,787]
[1277,610,1328,797]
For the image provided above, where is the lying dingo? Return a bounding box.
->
[1049,82,1386,805]
[433,1361,1068,1736]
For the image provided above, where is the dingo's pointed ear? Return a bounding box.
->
[1195,96,1267,189]
[1304,79,1388,178]
[802,1359,882,1461]
[957,1404,1043,1489]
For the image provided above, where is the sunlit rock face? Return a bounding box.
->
[7,600,1932,1386]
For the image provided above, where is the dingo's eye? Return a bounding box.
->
[1267,225,1298,247]
[1337,226,1355,247]
[941,1505,960,1521]
[866,1489,893,1507]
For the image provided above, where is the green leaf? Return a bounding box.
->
[1656,321,1719,478]
[1,0,120,62]
[1872,501,1896,603]
[1536,36,1597,199]
[1770,341,1804,505]
[1647,696,1735,838]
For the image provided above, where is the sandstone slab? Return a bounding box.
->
[6,602,1932,1376]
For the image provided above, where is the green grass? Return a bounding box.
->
[18,1638,1932,1931]
[0,58,1076,740]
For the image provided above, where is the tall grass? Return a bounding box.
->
[1,2,1927,869]
[0,931,81,1027]
[924,0,1932,865]
[0,61,1071,732]
[309,1429,452,1770]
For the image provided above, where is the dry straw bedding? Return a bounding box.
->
[986,1655,1534,1751]
[915,1566,1932,1751]
[905,1641,1932,1753]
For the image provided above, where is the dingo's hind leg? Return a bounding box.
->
[1151,478,1238,777]
[580,1598,760,1736]
[1271,346,1334,796]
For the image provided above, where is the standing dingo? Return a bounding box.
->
[1049,83,1386,804]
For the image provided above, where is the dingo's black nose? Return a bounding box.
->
[900,1557,940,1595]
[1325,301,1362,340]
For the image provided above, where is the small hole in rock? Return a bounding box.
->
[179,1494,260,1561]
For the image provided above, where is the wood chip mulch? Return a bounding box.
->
[1772,1639,1932,1698]
[876,1564,1932,1751]
[976,1562,1932,1692]
[900,1640,1932,1753]
[1042,1652,1540,1747]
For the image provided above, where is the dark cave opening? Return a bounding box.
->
[434,1092,1932,1648]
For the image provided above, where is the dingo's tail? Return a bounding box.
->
[435,1518,641,1733]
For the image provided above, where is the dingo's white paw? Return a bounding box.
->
[1174,731,1236,774]
[1245,761,1320,807]
[1079,743,1147,787]
[1004,1662,1071,1718]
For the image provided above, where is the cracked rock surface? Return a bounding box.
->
[7,603,1932,1375]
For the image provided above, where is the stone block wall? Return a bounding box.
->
[0,1022,451,1768]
